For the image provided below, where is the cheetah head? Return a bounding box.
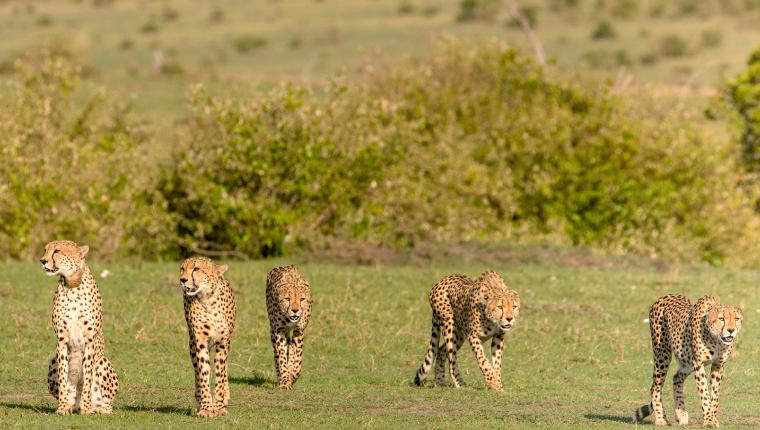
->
[707,305,743,345]
[483,289,520,332]
[179,257,228,297]
[39,240,89,279]
[279,286,310,324]
[477,270,520,332]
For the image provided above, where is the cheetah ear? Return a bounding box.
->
[78,245,89,258]
[216,264,229,275]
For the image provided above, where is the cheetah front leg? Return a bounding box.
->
[705,363,724,428]
[78,342,95,414]
[288,329,305,386]
[192,338,215,417]
[490,333,505,390]
[469,334,500,390]
[213,337,231,416]
[271,330,291,389]
[694,365,717,428]
[54,338,71,415]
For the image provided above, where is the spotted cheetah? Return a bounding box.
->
[634,295,743,427]
[414,270,520,390]
[40,240,119,415]
[266,265,312,390]
[180,257,236,417]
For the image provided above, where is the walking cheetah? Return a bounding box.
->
[180,257,236,417]
[266,265,312,389]
[40,240,119,415]
[414,270,520,390]
[634,295,743,427]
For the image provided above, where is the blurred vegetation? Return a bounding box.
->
[152,39,760,264]
[727,46,760,173]
[0,51,169,260]
[4,36,760,265]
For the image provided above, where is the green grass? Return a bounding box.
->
[1,258,759,428]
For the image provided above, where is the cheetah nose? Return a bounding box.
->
[179,277,188,284]
[727,328,736,334]
[506,317,514,323]
[40,259,47,265]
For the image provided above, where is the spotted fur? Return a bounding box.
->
[414,270,520,390]
[634,294,743,427]
[266,265,312,389]
[41,240,118,415]
[180,257,236,417]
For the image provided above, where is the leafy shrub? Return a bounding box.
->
[397,0,414,15]
[591,20,616,40]
[0,52,165,259]
[700,29,723,48]
[727,46,760,172]
[157,39,760,264]
[507,6,538,28]
[456,0,500,22]
[233,35,268,53]
[659,34,688,58]
[156,86,400,257]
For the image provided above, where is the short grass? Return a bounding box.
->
[1,258,759,428]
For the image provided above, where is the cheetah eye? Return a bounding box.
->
[192,267,199,273]
[718,316,725,321]
[512,305,519,310]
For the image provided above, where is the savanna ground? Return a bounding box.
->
[1,251,759,429]
[4,0,760,428]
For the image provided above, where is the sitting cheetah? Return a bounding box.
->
[266,265,312,389]
[180,257,236,417]
[414,270,520,390]
[40,240,119,415]
[634,295,743,427]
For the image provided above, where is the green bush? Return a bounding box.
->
[456,0,500,22]
[0,52,166,259]
[156,85,400,257]
[156,39,760,264]
[591,20,616,40]
[659,34,688,58]
[727,46,760,172]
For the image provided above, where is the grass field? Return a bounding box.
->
[3,0,760,118]
[1,256,759,428]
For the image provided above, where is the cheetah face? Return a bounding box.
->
[279,288,309,324]
[39,240,89,278]
[483,290,520,332]
[708,305,743,345]
[179,257,228,297]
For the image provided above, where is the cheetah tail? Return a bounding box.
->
[633,403,652,423]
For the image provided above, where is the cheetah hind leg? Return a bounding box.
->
[91,357,117,414]
[47,355,80,411]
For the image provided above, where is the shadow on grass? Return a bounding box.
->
[121,404,192,415]
[584,413,637,424]
[0,402,56,413]
[229,372,272,386]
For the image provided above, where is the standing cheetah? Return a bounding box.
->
[634,295,743,427]
[414,270,520,390]
[266,265,312,389]
[40,240,119,415]
[180,257,236,417]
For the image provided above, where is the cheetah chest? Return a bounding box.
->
[61,292,91,352]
